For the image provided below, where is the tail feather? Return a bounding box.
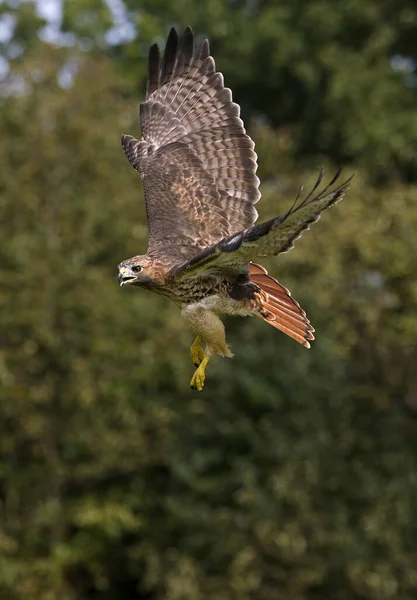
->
[258,283,305,313]
[262,302,312,346]
[249,262,314,348]
[264,296,309,328]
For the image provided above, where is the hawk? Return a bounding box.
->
[118,27,352,391]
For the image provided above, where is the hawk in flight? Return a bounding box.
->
[118,27,352,391]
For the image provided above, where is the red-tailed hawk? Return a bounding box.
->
[118,27,353,391]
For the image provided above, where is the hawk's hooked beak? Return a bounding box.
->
[118,266,136,286]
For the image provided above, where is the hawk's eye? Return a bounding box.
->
[131,265,143,273]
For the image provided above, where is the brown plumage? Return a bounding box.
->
[118,27,354,391]
[121,26,260,262]
[249,263,314,348]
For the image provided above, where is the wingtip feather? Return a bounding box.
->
[160,27,179,87]
[147,43,160,98]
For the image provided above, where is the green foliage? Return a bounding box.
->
[1,1,417,599]
[119,0,417,182]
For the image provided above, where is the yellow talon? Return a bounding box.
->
[190,356,210,392]
[190,336,205,367]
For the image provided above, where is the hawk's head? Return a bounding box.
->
[117,255,162,288]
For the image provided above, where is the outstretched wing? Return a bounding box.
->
[168,169,354,279]
[122,27,260,264]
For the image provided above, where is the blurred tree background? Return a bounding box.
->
[1,0,417,598]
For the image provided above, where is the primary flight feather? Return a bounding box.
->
[118,27,353,391]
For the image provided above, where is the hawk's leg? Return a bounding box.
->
[182,305,233,391]
[190,354,211,392]
[190,335,205,367]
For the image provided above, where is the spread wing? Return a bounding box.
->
[122,27,260,264]
[168,169,354,279]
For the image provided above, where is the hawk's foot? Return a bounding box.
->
[190,356,210,392]
[190,336,205,367]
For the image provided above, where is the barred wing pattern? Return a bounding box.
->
[169,169,353,279]
[122,27,260,263]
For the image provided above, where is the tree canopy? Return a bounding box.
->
[1,1,417,599]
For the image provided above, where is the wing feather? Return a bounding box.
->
[121,27,260,262]
[146,44,160,98]
[168,170,354,278]
[159,28,179,87]
[172,26,194,81]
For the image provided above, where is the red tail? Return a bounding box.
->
[249,263,315,348]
